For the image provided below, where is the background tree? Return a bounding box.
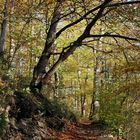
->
[0,0,8,53]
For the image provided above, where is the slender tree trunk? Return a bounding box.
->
[74,81,78,110]
[89,51,101,120]
[89,39,103,120]
[7,0,15,64]
[53,72,59,98]
[89,25,104,120]
[53,47,60,98]
[81,73,88,117]
[77,68,86,117]
[0,0,8,54]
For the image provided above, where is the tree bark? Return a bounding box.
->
[30,2,61,93]
[0,0,8,54]
[89,50,101,120]
[81,75,88,117]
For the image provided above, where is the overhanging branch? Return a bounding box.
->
[83,44,113,53]
[56,1,111,38]
[56,0,140,39]
[107,1,140,7]
[88,34,140,41]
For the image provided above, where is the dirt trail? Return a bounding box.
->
[51,120,105,140]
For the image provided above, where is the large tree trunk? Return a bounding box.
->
[0,0,8,54]
[30,0,112,93]
[30,2,61,93]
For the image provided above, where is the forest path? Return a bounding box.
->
[52,120,106,140]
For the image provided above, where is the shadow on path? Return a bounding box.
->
[53,120,106,140]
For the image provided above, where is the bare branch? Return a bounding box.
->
[83,44,113,54]
[42,1,113,82]
[88,34,140,41]
[107,1,140,7]
[113,37,130,64]
[56,0,140,39]
[52,9,76,25]
[56,0,112,38]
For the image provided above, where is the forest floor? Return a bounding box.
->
[48,120,119,140]
[0,92,121,140]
